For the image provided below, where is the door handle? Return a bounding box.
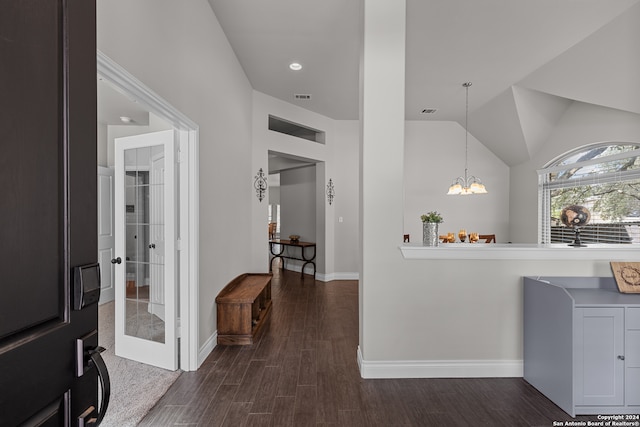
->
[110,257,122,264]
[77,347,111,426]
[88,347,111,426]
[148,243,156,249]
[76,332,111,426]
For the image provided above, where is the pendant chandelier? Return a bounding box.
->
[447,82,488,195]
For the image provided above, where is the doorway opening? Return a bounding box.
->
[267,151,326,277]
[97,50,199,372]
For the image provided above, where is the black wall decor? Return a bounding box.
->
[254,168,267,202]
[326,178,335,205]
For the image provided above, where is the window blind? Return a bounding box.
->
[538,146,640,244]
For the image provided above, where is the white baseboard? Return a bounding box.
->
[281,264,359,282]
[318,272,360,282]
[198,331,217,368]
[98,287,114,305]
[357,346,523,379]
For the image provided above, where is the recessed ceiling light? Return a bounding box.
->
[289,62,302,71]
[119,116,133,123]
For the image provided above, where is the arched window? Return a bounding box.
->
[538,142,640,244]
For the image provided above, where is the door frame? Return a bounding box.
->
[98,165,115,304]
[98,50,200,371]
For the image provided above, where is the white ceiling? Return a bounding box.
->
[97,1,640,166]
[209,0,640,166]
[97,77,149,126]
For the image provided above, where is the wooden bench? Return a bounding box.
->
[215,273,272,345]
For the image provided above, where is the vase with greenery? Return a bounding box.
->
[421,211,443,246]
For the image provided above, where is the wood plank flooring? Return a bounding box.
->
[140,267,607,426]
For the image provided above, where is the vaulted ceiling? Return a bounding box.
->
[209,0,640,166]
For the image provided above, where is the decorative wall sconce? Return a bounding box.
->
[326,178,335,205]
[254,168,267,202]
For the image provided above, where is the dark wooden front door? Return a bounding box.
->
[0,1,105,425]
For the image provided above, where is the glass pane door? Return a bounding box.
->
[114,130,177,370]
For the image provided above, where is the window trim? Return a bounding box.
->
[537,142,640,244]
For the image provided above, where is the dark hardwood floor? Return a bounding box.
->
[140,266,605,426]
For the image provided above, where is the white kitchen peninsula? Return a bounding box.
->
[400,243,638,261]
[358,244,640,380]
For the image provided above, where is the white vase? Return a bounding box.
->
[423,222,439,246]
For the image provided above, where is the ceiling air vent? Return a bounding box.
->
[294,94,312,100]
[421,108,438,114]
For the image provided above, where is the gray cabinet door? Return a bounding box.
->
[575,307,624,406]
[626,308,640,406]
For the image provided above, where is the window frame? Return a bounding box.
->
[537,142,640,244]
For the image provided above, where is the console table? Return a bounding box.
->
[269,239,316,279]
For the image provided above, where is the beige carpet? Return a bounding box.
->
[98,301,181,427]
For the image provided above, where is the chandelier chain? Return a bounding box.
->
[464,82,470,182]
[447,81,487,195]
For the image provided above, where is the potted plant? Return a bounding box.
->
[420,211,443,224]
[420,211,443,246]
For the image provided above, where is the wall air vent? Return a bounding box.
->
[294,94,312,100]
[421,108,438,114]
[268,115,325,144]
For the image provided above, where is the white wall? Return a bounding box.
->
[357,0,640,380]
[98,0,254,350]
[509,101,640,243]
[280,166,316,242]
[251,91,360,279]
[397,6,640,376]
[366,102,639,377]
[279,165,317,274]
[404,121,510,243]
[358,256,622,378]
[359,0,407,365]
[251,91,329,274]
[364,96,640,378]
[268,184,280,205]
[315,164,328,276]
[332,121,360,276]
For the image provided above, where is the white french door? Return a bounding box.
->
[114,130,178,370]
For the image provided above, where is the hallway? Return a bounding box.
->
[139,268,601,426]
